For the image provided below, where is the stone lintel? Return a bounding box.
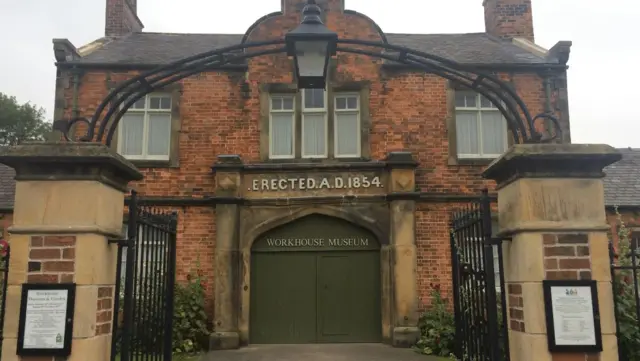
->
[483,144,621,189]
[0,142,142,192]
[385,152,419,169]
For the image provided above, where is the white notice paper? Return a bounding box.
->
[550,286,596,346]
[22,289,69,349]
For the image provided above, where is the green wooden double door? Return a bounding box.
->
[250,250,382,344]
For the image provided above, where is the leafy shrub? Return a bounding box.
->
[612,208,640,361]
[414,285,456,358]
[172,268,211,354]
[114,265,212,356]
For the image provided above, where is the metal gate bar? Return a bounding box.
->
[111,190,177,361]
[610,239,640,361]
[0,244,10,359]
[450,189,509,361]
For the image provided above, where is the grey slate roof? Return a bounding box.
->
[604,148,640,207]
[73,32,552,66]
[0,164,15,211]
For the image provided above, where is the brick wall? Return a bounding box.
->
[28,235,76,284]
[64,6,557,314]
[543,233,592,281]
[96,286,115,336]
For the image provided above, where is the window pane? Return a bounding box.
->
[481,112,506,155]
[120,113,144,156]
[271,97,282,110]
[480,95,495,108]
[455,93,467,107]
[147,113,171,156]
[160,97,171,110]
[456,111,479,155]
[336,113,359,156]
[149,97,160,109]
[271,113,294,157]
[303,113,326,156]
[131,98,146,109]
[336,97,347,110]
[282,97,294,110]
[346,96,358,109]
[304,89,324,109]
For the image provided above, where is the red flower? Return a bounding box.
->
[0,239,9,257]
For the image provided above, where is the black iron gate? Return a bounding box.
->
[0,242,10,359]
[610,239,640,361]
[111,190,178,361]
[450,189,510,361]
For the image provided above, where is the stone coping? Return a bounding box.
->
[482,144,622,188]
[0,142,143,183]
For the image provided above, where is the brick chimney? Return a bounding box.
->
[105,0,143,37]
[483,0,534,42]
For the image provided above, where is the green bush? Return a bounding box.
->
[612,208,640,361]
[414,286,456,358]
[114,265,212,356]
[172,268,211,354]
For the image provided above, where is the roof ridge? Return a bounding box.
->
[134,31,243,36]
[386,32,487,36]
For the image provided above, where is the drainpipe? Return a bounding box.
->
[71,66,81,119]
[542,72,552,114]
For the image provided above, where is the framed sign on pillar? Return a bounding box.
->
[16,283,76,357]
[542,279,603,353]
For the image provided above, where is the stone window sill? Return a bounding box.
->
[127,159,178,169]
[450,157,498,166]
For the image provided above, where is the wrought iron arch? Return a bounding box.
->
[53,34,562,146]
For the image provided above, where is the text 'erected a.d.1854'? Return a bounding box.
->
[249,175,383,192]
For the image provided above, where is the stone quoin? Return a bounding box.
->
[43,0,576,352]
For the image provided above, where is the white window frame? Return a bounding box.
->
[117,94,172,161]
[334,93,361,158]
[301,89,328,159]
[455,92,508,159]
[268,94,296,159]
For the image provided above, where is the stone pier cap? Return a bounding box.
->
[482,144,622,188]
[0,142,142,191]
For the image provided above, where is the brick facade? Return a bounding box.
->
[27,235,76,284]
[507,283,525,332]
[543,233,592,281]
[55,0,570,323]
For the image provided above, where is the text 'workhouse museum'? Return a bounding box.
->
[49,0,572,349]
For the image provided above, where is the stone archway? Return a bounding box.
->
[237,211,392,346]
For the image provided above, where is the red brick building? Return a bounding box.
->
[51,0,572,347]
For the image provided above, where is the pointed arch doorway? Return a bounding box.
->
[249,214,382,344]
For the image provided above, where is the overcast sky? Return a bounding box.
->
[0,0,638,146]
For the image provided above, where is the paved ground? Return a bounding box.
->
[198,344,447,361]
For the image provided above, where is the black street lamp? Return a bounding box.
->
[285,0,338,89]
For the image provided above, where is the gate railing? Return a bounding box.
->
[111,190,178,361]
[609,240,640,361]
[0,242,9,359]
[450,189,510,361]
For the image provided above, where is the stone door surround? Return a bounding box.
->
[210,152,421,349]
